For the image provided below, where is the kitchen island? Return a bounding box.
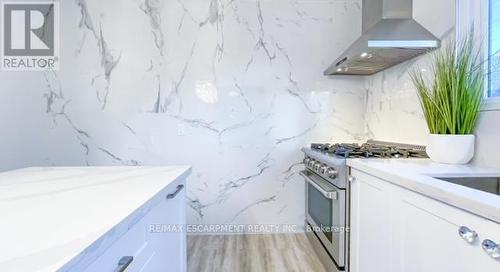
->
[0,166,191,272]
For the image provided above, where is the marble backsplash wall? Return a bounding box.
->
[364,0,500,168]
[364,0,456,144]
[0,0,366,228]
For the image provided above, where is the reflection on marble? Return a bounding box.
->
[0,0,367,229]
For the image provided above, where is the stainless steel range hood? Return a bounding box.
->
[324,0,440,76]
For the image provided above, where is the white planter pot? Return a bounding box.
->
[426,134,475,164]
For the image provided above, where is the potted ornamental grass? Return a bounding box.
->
[410,33,484,164]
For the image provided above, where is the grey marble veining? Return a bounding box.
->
[140,0,165,55]
[364,0,456,145]
[0,0,366,229]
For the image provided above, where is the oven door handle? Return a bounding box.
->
[300,171,338,200]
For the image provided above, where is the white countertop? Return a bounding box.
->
[0,166,191,272]
[347,159,500,224]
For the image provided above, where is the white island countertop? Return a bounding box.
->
[347,159,500,224]
[0,166,191,272]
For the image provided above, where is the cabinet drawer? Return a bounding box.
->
[81,212,151,272]
[393,186,500,271]
[394,181,500,241]
[80,179,186,272]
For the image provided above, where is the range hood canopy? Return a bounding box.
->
[324,0,440,76]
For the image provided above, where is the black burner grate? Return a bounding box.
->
[310,141,428,159]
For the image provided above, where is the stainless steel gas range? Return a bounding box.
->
[301,140,427,272]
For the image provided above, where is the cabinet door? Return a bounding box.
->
[350,170,394,272]
[393,186,500,272]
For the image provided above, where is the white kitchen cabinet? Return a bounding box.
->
[349,171,393,272]
[350,169,500,272]
[145,180,187,272]
[81,178,186,272]
[393,185,500,272]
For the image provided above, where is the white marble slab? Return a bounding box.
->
[0,166,191,272]
[347,159,500,224]
[0,0,367,230]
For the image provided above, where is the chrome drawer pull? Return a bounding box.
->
[458,226,477,243]
[482,239,500,259]
[167,185,184,199]
[115,256,133,272]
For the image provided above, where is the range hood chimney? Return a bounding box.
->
[324,0,440,76]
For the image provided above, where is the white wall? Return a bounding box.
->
[0,0,366,229]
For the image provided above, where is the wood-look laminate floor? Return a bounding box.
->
[187,234,327,272]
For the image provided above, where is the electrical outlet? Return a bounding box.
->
[177,124,186,136]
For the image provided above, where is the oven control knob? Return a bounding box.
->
[313,162,321,171]
[308,160,315,168]
[326,168,338,179]
[320,165,328,174]
[303,158,310,165]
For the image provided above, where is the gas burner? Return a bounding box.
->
[310,140,428,159]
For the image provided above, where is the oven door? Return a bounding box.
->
[301,170,346,268]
